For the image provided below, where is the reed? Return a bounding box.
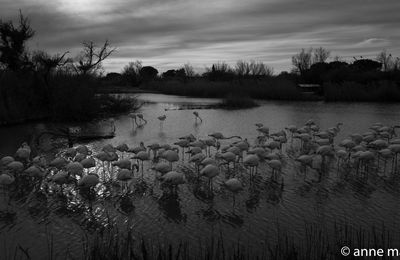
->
[5,221,396,260]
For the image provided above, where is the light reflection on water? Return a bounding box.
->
[1,93,400,258]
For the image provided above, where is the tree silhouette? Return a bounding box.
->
[0,11,35,71]
[74,40,116,75]
[139,66,158,82]
[291,48,313,75]
[313,47,330,63]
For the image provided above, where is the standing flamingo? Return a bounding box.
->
[193,111,202,123]
[158,115,167,129]
[136,113,147,125]
[223,178,243,208]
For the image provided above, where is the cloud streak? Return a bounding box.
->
[1,0,399,73]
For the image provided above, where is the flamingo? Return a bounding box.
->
[161,171,186,194]
[201,137,219,156]
[0,172,15,196]
[256,126,270,137]
[162,150,179,169]
[24,165,46,179]
[112,159,132,170]
[52,171,75,192]
[116,164,138,193]
[7,161,24,174]
[358,151,375,175]
[189,153,206,175]
[116,143,129,158]
[128,142,146,154]
[64,148,77,159]
[174,139,190,159]
[66,162,84,177]
[76,145,91,156]
[15,142,31,163]
[336,150,348,168]
[129,113,139,127]
[296,155,314,178]
[102,144,116,153]
[158,115,167,128]
[136,113,147,124]
[193,111,202,123]
[223,178,243,207]
[243,154,259,179]
[200,164,219,192]
[80,157,96,174]
[50,157,68,170]
[0,156,14,166]
[147,143,161,158]
[267,159,282,180]
[186,147,202,158]
[200,157,217,167]
[151,162,172,176]
[179,134,196,142]
[388,144,400,172]
[74,153,86,162]
[216,152,237,172]
[132,150,151,178]
[209,132,242,141]
[78,173,100,190]
[379,149,393,173]
[247,147,267,160]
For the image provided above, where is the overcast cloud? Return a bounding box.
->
[1,0,399,73]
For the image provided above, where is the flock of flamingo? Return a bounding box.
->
[1,111,400,212]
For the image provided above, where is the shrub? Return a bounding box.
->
[323,81,400,102]
[220,93,258,109]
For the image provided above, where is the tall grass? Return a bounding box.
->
[5,221,397,260]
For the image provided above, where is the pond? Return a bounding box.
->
[1,93,400,259]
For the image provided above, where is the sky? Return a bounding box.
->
[1,0,399,74]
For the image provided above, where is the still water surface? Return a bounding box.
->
[1,93,400,258]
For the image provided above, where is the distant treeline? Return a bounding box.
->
[106,47,400,102]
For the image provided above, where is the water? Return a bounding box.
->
[1,93,400,258]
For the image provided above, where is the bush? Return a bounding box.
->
[323,81,400,102]
[220,93,258,109]
[0,71,140,124]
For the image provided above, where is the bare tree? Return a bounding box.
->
[376,50,393,71]
[333,55,342,62]
[32,50,70,93]
[249,60,274,77]
[235,60,251,76]
[183,63,195,77]
[235,60,273,77]
[207,61,231,73]
[122,60,142,76]
[0,11,35,71]
[33,50,70,76]
[292,48,313,75]
[313,47,330,63]
[74,40,116,75]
